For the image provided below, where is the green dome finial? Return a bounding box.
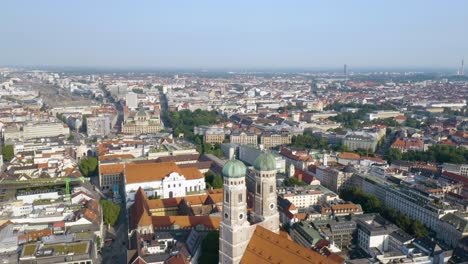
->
[222,159,247,178]
[254,152,276,171]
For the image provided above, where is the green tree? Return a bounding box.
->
[132,88,144,94]
[1,145,14,162]
[100,200,121,225]
[198,231,219,264]
[411,220,429,238]
[212,174,223,189]
[340,187,429,238]
[79,157,98,177]
[290,133,329,150]
[205,171,214,187]
[283,177,306,186]
[81,115,90,133]
[401,145,467,164]
[384,148,402,164]
[163,109,226,141]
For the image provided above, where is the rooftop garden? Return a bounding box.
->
[43,242,89,255]
[22,244,38,257]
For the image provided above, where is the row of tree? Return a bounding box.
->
[163,109,226,140]
[204,171,223,189]
[1,145,14,162]
[78,157,98,177]
[291,134,329,150]
[282,177,306,186]
[340,187,429,238]
[194,137,224,158]
[384,144,468,164]
[100,200,121,226]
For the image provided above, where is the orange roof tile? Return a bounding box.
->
[207,192,223,204]
[83,208,98,223]
[147,197,183,209]
[179,167,204,180]
[99,164,124,175]
[241,225,343,264]
[25,229,52,241]
[331,203,361,211]
[183,195,209,206]
[125,162,182,184]
[125,162,204,184]
[338,152,360,160]
[151,216,221,229]
[166,253,189,264]
[130,188,153,229]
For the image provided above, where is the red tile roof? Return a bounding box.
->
[125,162,203,184]
[151,216,221,230]
[241,225,343,264]
[130,188,153,230]
[338,152,360,160]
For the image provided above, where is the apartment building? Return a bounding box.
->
[99,163,125,193]
[391,137,424,152]
[204,130,225,144]
[19,122,70,140]
[365,110,403,121]
[87,116,112,137]
[356,214,399,257]
[343,131,378,152]
[352,174,458,231]
[260,133,292,149]
[436,212,468,248]
[316,165,355,193]
[230,131,258,145]
[279,147,314,170]
[281,189,322,208]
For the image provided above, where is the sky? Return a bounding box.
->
[1,0,467,70]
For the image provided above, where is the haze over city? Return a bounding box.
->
[0,2,468,264]
[1,0,468,70]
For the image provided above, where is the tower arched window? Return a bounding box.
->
[225,190,229,203]
[257,183,261,194]
[270,185,274,193]
[238,193,242,203]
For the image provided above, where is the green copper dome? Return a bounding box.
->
[222,159,247,178]
[254,152,276,171]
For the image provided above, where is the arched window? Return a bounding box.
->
[257,183,261,194]
[225,190,229,203]
[270,185,274,193]
[238,193,242,203]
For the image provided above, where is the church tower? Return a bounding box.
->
[253,153,280,234]
[219,159,251,264]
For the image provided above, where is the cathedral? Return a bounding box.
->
[219,153,343,264]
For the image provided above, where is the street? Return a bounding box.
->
[101,201,129,264]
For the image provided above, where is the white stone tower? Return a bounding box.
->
[253,153,280,234]
[219,159,251,264]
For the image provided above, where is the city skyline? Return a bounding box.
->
[1,0,468,70]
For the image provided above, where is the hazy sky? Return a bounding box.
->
[1,0,467,70]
